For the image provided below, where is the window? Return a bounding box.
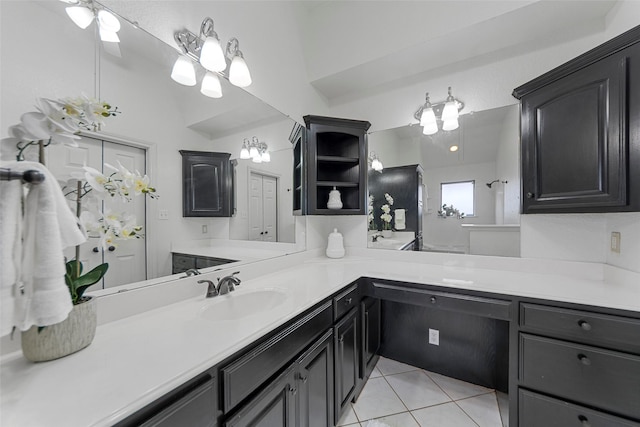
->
[441,180,475,216]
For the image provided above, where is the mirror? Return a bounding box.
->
[0,1,303,290]
[367,104,521,257]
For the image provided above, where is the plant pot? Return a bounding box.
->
[21,297,97,362]
[382,229,393,238]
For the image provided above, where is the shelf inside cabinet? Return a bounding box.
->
[317,181,358,188]
[317,156,359,164]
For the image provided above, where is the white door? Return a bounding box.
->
[249,172,278,242]
[47,136,147,289]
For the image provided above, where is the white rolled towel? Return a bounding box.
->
[394,208,406,230]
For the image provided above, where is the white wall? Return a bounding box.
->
[495,106,521,224]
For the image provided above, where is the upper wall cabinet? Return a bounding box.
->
[297,115,371,215]
[513,25,640,214]
[180,150,233,217]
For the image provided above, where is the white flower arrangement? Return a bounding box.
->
[384,193,394,206]
[368,194,375,230]
[380,204,392,230]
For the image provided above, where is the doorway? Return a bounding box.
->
[249,171,278,242]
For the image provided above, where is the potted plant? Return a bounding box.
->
[3,95,157,362]
[380,193,394,237]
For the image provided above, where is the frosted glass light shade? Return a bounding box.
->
[420,107,436,127]
[371,158,383,171]
[200,72,223,98]
[249,146,259,159]
[229,55,252,87]
[422,122,438,135]
[240,147,250,159]
[97,10,120,32]
[441,100,459,122]
[442,118,459,131]
[66,6,94,29]
[99,27,120,42]
[261,151,271,162]
[200,37,227,72]
[252,154,263,163]
[171,56,196,86]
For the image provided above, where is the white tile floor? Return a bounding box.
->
[338,357,509,427]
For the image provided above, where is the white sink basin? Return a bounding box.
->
[199,288,287,321]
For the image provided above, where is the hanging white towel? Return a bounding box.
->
[394,208,406,230]
[5,161,87,331]
[0,168,23,290]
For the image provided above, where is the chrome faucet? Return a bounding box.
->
[372,233,384,242]
[183,268,201,277]
[197,272,241,298]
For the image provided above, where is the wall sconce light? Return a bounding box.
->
[59,0,121,43]
[172,17,252,98]
[368,151,384,172]
[240,137,270,163]
[414,87,464,135]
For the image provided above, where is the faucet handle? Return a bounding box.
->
[197,280,218,298]
[232,271,241,286]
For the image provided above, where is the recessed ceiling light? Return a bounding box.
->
[449,145,459,152]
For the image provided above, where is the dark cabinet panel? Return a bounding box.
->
[360,297,381,380]
[514,25,640,213]
[334,308,359,424]
[172,253,237,274]
[224,366,297,427]
[301,115,371,215]
[296,329,334,427]
[180,151,233,217]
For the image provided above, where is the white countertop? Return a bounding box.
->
[367,231,415,250]
[2,251,639,427]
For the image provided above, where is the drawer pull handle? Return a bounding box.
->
[577,354,591,366]
[430,296,437,304]
[299,375,308,383]
[578,320,592,331]
[345,298,352,305]
[578,415,591,426]
[526,192,534,199]
[290,387,297,396]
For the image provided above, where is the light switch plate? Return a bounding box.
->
[428,328,439,345]
[611,231,621,253]
[158,209,169,220]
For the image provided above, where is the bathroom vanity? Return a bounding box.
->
[2,250,638,427]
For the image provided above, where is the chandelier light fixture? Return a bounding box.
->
[368,151,384,172]
[172,17,252,98]
[59,0,122,43]
[240,137,270,163]
[414,87,464,135]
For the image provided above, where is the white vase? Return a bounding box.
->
[382,229,392,238]
[21,297,97,362]
[327,187,343,209]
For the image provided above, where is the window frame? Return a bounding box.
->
[440,180,476,217]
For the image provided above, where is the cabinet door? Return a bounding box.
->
[334,308,359,424]
[520,51,628,213]
[180,151,232,217]
[361,297,381,380]
[296,329,334,427]
[224,367,296,427]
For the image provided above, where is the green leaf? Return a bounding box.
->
[65,262,108,304]
[66,259,83,279]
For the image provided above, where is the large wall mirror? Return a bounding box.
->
[367,104,521,257]
[0,1,303,292]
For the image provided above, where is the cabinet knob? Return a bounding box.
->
[578,320,592,331]
[577,354,591,366]
[430,296,437,304]
[264,231,268,234]
[290,387,297,396]
[92,247,100,253]
[578,415,591,427]
[260,232,264,235]
[338,336,344,343]
[299,374,308,383]
[526,192,534,199]
[345,298,352,305]
[108,246,116,252]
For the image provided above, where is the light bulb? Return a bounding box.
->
[97,9,120,33]
[65,6,94,29]
[422,122,438,135]
[170,56,196,86]
[200,36,226,72]
[420,106,436,127]
[229,55,252,87]
[449,145,459,152]
[371,158,381,171]
[99,27,120,43]
[261,151,271,162]
[249,146,259,159]
[200,72,223,98]
[442,118,459,131]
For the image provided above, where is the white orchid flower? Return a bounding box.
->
[381,204,390,214]
[83,166,108,192]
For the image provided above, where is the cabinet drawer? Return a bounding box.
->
[520,334,640,419]
[519,388,640,427]
[173,254,196,272]
[221,301,332,413]
[334,284,359,321]
[521,303,640,353]
[372,281,511,320]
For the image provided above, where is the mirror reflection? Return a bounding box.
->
[368,104,521,257]
[1,1,302,290]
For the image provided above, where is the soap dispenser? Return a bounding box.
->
[326,228,345,259]
[327,186,343,209]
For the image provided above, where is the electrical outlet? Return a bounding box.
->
[428,328,439,346]
[158,209,169,220]
[202,225,208,234]
[611,231,621,253]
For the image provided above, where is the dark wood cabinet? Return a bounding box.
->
[295,329,334,427]
[360,297,381,381]
[334,308,359,424]
[224,366,297,427]
[290,122,306,215]
[299,115,371,215]
[513,25,640,213]
[172,253,237,274]
[180,150,233,217]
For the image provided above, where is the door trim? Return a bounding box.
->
[247,168,280,242]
